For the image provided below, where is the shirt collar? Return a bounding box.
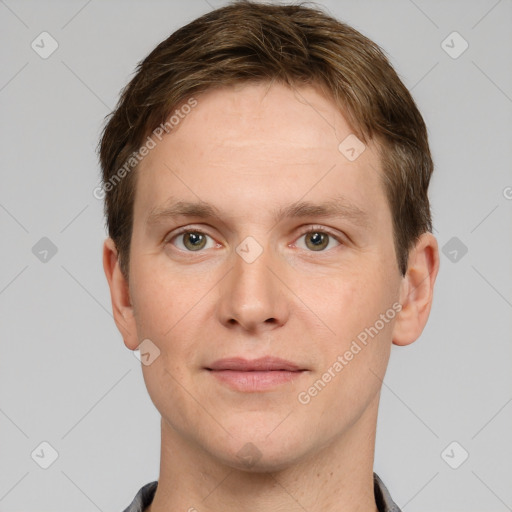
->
[122,473,401,512]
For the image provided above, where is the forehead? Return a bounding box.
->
[133,82,389,228]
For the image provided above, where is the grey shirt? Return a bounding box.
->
[122,472,401,512]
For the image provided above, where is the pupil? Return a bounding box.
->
[311,233,323,245]
[189,233,202,245]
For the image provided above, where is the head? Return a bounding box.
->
[100,1,439,471]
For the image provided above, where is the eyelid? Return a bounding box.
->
[164,225,218,249]
[163,224,345,250]
[164,225,210,241]
[293,224,345,246]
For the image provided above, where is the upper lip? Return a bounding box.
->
[206,357,303,372]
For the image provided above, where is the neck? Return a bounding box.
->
[147,394,380,512]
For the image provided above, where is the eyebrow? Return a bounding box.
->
[145,194,370,229]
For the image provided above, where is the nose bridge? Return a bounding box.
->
[217,238,287,331]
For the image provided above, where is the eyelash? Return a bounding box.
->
[165,225,344,252]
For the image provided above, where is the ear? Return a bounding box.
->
[392,232,440,346]
[102,237,139,350]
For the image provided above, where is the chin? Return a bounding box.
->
[212,429,309,473]
[222,446,302,474]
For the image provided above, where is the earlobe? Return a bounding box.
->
[102,238,139,350]
[392,232,440,347]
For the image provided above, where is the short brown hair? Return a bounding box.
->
[98,0,433,278]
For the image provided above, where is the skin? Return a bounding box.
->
[103,82,439,512]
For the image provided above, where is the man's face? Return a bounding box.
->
[125,82,404,470]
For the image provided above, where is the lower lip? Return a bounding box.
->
[208,370,305,392]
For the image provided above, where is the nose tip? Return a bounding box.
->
[216,247,289,332]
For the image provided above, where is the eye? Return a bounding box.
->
[168,229,217,252]
[295,228,341,252]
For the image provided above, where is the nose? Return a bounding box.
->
[216,243,289,333]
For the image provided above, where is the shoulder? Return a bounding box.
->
[121,481,158,512]
[374,473,402,512]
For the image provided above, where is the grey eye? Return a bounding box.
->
[172,231,215,251]
[296,231,340,252]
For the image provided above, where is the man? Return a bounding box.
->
[99,2,439,511]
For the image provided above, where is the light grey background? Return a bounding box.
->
[1,0,511,510]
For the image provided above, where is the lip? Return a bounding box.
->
[205,357,307,392]
[206,356,303,372]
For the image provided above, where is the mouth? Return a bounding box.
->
[205,357,307,392]
[206,356,304,372]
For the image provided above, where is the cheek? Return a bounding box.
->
[299,264,392,340]
[298,260,399,394]
[130,258,208,389]
[130,254,195,339]
[306,273,396,417]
